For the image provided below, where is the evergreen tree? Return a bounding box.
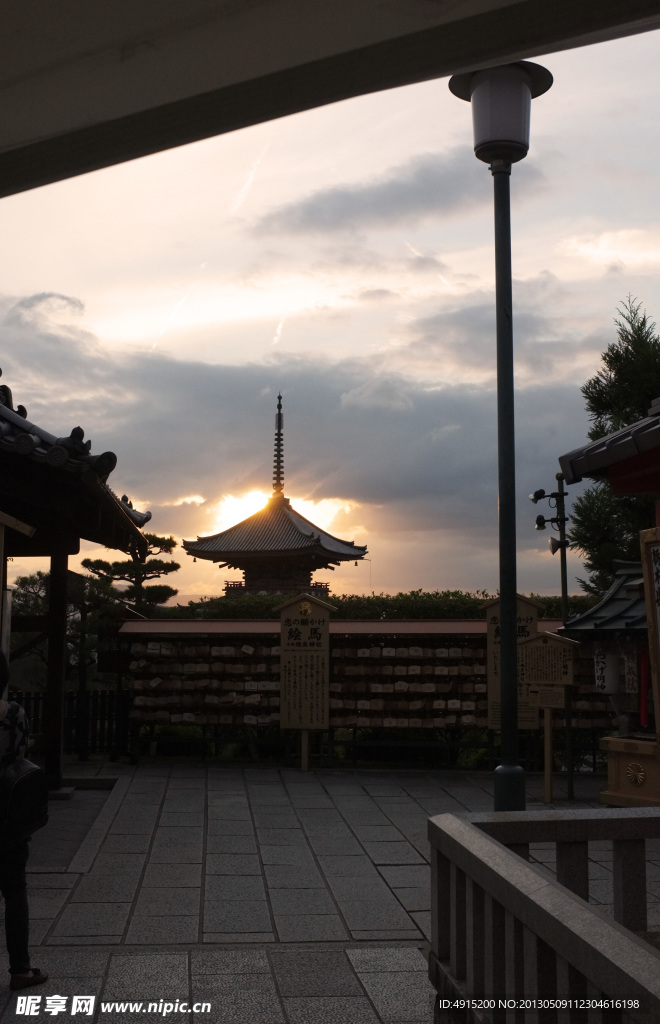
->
[82,533,180,614]
[570,297,659,596]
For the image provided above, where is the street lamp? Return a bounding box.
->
[449,61,553,811]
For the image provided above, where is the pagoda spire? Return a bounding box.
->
[273,393,284,494]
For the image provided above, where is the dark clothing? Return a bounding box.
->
[0,840,30,973]
[0,702,32,975]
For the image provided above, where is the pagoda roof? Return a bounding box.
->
[561,562,647,635]
[183,492,367,564]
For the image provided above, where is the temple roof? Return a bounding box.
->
[184,491,367,564]
[0,371,150,558]
[561,562,646,635]
[559,397,660,494]
[184,393,367,568]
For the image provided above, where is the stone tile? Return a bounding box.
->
[256,828,308,846]
[204,899,271,931]
[350,929,423,941]
[150,842,203,864]
[269,889,336,915]
[208,819,255,836]
[410,911,431,939]
[71,875,141,903]
[352,826,404,842]
[190,978,284,1023]
[28,888,71,918]
[275,915,349,941]
[252,813,300,829]
[361,842,425,865]
[317,856,380,877]
[27,873,78,889]
[102,953,189,999]
[307,835,365,856]
[159,812,205,827]
[264,864,325,888]
[378,866,430,888]
[133,888,200,916]
[30,949,109,974]
[46,935,123,945]
[340,899,415,930]
[393,888,430,912]
[126,915,200,943]
[51,903,131,937]
[205,875,267,900]
[358,970,436,1021]
[206,834,258,855]
[347,948,427,972]
[203,932,275,944]
[142,863,202,887]
[283,997,379,1023]
[260,846,316,866]
[206,854,261,874]
[327,875,393,900]
[270,952,363,997]
[100,834,152,854]
[191,949,270,973]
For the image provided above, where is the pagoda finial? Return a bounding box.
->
[273,393,284,493]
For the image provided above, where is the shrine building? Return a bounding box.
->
[183,396,367,598]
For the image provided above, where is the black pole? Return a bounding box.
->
[45,551,68,790]
[491,160,525,811]
[556,472,574,799]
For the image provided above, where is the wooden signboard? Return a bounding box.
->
[517,630,577,705]
[517,631,578,803]
[277,593,335,730]
[640,527,660,741]
[485,595,539,730]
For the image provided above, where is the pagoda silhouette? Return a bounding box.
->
[183,395,367,597]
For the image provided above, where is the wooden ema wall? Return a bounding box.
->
[128,631,613,732]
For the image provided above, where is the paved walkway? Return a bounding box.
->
[0,765,637,1022]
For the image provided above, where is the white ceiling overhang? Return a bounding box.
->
[2,0,660,198]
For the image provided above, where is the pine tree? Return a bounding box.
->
[82,533,180,614]
[569,298,659,595]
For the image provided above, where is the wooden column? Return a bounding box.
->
[45,550,68,789]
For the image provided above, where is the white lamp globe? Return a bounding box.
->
[449,61,552,163]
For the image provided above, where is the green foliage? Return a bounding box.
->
[568,483,654,596]
[569,297,660,596]
[185,588,588,621]
[82,533,180,613]
[526,592,598,620]
[582,297,660,440]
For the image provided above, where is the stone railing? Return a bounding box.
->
[428,809,660,1023]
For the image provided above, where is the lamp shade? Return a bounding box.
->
[449,61,552,164]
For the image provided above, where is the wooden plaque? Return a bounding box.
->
[485,595,539,730]
[277,594,335,730]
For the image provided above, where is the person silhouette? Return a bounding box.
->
[0,652,48,991]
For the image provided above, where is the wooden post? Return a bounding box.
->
[544,707,553,804]
[301,728,309,772]
[45,550,68,790]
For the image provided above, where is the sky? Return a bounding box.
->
[2,29,660,604]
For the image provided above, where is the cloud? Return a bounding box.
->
[254,149,542,235]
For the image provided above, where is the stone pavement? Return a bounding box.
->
[0,765,626,1022]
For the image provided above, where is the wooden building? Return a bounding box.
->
[0,370,150,785]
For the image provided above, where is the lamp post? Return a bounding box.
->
[449,62,552,811]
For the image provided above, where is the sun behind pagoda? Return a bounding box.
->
[182,395,367,599]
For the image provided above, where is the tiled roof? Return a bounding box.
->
[0,371,150,556]
[184,493,367,562]
[561,562,646,634]
[559,397,660,485]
